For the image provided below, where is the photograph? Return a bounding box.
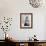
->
[20,13,33,29]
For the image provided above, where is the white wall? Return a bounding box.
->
[0,0,46,40]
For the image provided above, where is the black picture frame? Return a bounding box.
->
[20,13,33,29]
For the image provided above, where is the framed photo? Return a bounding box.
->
[20,13,33,29]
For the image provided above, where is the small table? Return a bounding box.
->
[5,39,46,46]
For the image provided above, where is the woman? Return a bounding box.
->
[24,16,30,26]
